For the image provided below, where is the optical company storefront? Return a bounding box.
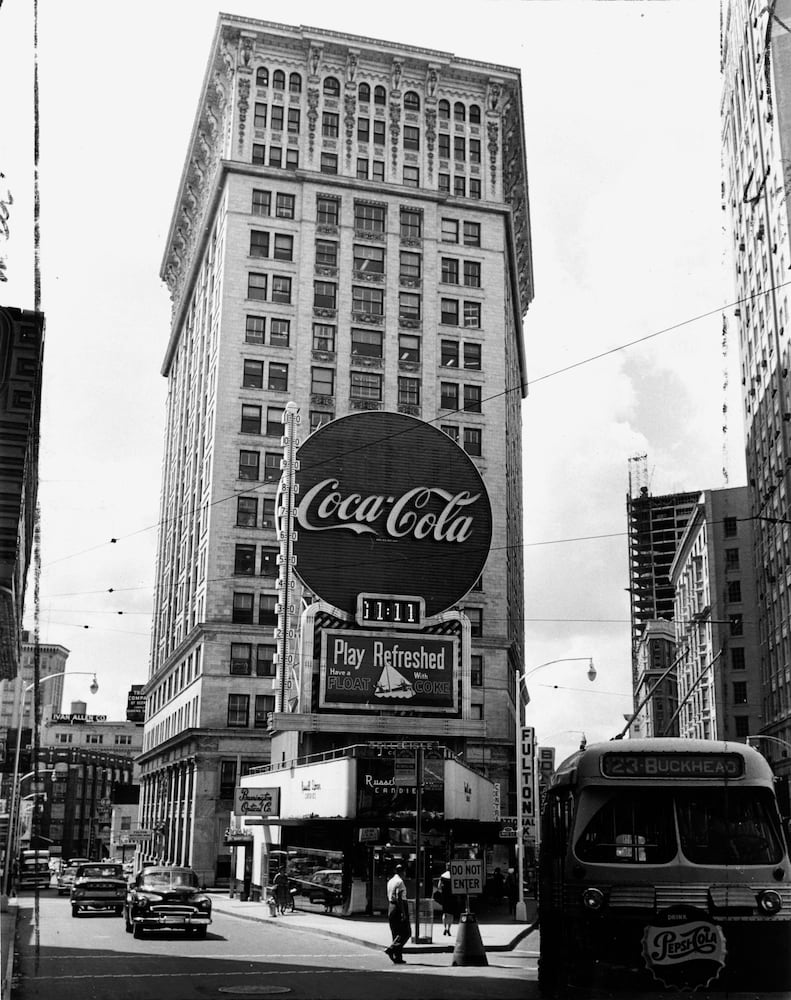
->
[232,746,498,913]
[229,411,506,905]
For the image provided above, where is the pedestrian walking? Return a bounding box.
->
[273,867,291,915]
[434,863,459,936]
[504,867,518,916]
[385,863,410,964]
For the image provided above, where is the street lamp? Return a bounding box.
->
[515,658,595,922]
[2,671,98,901]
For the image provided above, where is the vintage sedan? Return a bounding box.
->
[70,862,126,916]
[57,858,91,896]
[124,866,212,938]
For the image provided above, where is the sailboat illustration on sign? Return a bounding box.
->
[374,664,415,699]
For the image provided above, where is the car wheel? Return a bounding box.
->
[133,922,143,939]
[71,905,79,918]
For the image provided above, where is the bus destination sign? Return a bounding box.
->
[601,752,745,779]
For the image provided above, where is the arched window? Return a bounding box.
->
[324,76,341,97]
[469,104,481,125]
[273,70,286,91]
[256,67,269,87]
[454,102,466,122]
[438,99,450,120]
[289,72,302,94]
[358,82,371,103]
[374,85,386,106]
[404,90,420,111]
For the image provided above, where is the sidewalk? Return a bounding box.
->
[209,892,537,955]
[1,902,16,1000]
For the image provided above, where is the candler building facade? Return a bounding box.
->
[138,16,532,885]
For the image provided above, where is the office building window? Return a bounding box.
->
[322,112,340,138]
[466,607,483,637]
[399,292,421,322]
[398,377,420,406]
[353,285,384,315]
[454,102,466,122]
[323,76,341,97]
[729,613,744,636]
[241,404,262,434]
[271,106,284,131]
[441,218,459,243]
[441,298,459,325]
[438,99,450,120]
[271,276,292,304]
[245,315,265,345]
[232,593,254,624]
[273,234,293,261]
[259,593,277,626]
[252,189,271,216]
[311,367,335,395]
[320,152,338,174]
[256,644,276,677]
[354,202,386,233]
[266,406,284,436]
[464,261,481,287]
[219,760,237,798]
[351,328,383,358]
[441,340,459,367]
[273,70,286,91]
[250,230,269,258]
[398,333,420,362]
[316,240,338,268]
[439,134,450,159]
[441,382,459,410]
[733,681,748,704]
[734,715,750,737]
[264,453,281,483]
[252,144,266,165]
[276,193,295,219]
[724,516,738,537]
[469,104,481,124]
[243,359,264,388]
[438,173,451,193]
[731,647,745,670]
[463,222,481,246]
[239,451,260,481]
[354,244,385,274]
[403,126,420,151]
[471,655,483,687]
[400,207,422,239]
[316,195,340,226]
[248,273,267,300]
[373,119,386,145]
[372,160,385,182]
[441,424,459,442]
[463,427,482,456]
[725,548,740,570]
[289,72,302,94]
[269,146,282,168]
[287,108,300,133]
[464,384,482,412]
[227,694,250,728]
[350,371,382,401]
[727,580,742,603]
[357,158,369,179]
[254,695,276,728]
[404,90,420,111]
[314,281,337,310]
[463,301,481,328]
[262,498,276,529]
[230,644,252,675]
[234,544,256,576]
[441,258,459,284]
[469,178,481,200]
[399,251,421,281]
[374,85,386,105]
[270,319,290,347]
[403,166,420,187]
[464,343,482,370]
[260,547,278,578]
[237,496,258,527]
[358,117,370,142]
[313,324,336,352]
[359,83,371,103]
[469,138,481,163]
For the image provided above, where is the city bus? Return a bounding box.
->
[17,849,52,889]
[538,738,791,994]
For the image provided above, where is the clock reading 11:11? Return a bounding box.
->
[356,594,425,629]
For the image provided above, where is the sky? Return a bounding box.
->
[0,0,734,768]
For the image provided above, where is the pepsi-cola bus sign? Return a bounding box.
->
[293,412,492,616]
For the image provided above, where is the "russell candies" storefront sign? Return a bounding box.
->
[293,412,492,617]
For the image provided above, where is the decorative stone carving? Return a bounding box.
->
[351,355,383,369]
[309,44,323,79]
[488,80,502,113]
[344,91,356,164]
[424,107,437,179]
[398,403,421,417]
[391,59,402,92]
[240,35,254,70]
[237,77,251,156]
[307,87,320,157]
[351,398,383,411]
[351,311,384,326]
[487,120,499,190]
[426,65,439,98]
[389,99,401,174]
[347,49,359,84]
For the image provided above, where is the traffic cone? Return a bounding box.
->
[451,910,488,966]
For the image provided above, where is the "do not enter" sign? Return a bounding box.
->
[449,859,483,895]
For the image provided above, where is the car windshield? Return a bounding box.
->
[78,865,123,879]
[574,787,785,866]
[140,869,198,889]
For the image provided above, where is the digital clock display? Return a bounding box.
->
[356,594,424,629]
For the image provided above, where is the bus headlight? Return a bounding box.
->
[582,887,605,911]
[758,889,782,914]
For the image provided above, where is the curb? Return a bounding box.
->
[2,904,17,1000]
[212,902,536,954]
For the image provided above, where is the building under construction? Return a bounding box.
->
[626,485,699,692]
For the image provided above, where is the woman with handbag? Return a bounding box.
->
[435,863,459,936]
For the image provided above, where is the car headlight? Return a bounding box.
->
[194,896,212,912]
[758,889,783,914]
[582,887,605,911]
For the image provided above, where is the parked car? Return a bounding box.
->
[306,869,343,910]
[70,863,126,917]
[57,858,91,896]
[124,865,212,938]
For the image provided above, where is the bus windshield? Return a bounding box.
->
[574,786,784,866]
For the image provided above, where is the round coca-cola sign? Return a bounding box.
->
[292,412,492,617]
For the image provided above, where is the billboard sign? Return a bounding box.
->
[293,412,492,617]
[320,629,458,712]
